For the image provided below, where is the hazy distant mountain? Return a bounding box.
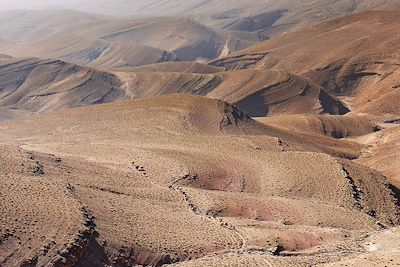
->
[0,9,256,64]
[3,0,400,37]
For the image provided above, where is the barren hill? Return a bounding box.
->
[205,69,348,117]
[213,11,400,122]
[0,5,400,267]
[0,56,349,119]
[0,57,126,113]
[0,94,399,266]
[116,67,349,117]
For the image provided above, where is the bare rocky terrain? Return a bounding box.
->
[0,1,400,267]
[0,94,399,266]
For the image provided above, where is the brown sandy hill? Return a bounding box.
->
[115,68,348,117]
[0,92,363,160]
[256,111,400,184]
[212,11,400,77]
[212,11,400,121]
[0,94,398,266]
[205,69,348,117]
[352,70,400,122]
[0,57,125,113]
[1,94,270,138]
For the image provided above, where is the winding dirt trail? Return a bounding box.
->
[131,161,247,254]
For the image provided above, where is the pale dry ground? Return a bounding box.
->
[0,94,399,266]
[213,11,400,122]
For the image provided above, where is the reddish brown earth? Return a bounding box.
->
[0,6,400,267]
[0,94,399,266]
[213,11,400,122]
[0,56,347,119]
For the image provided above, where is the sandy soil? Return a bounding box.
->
[0,94,399,266]
[0,6,399,267]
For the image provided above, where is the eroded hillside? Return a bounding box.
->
[0,3,400,267]
[1,95,399,266]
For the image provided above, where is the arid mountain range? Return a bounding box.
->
[0,1,399,267]
[4,0,400,35]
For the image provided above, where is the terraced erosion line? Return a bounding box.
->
[339,166,362,210]
[2,151,76,267]
[49,184,98,267]
[338,164,386,227]
[7,183,100,267]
